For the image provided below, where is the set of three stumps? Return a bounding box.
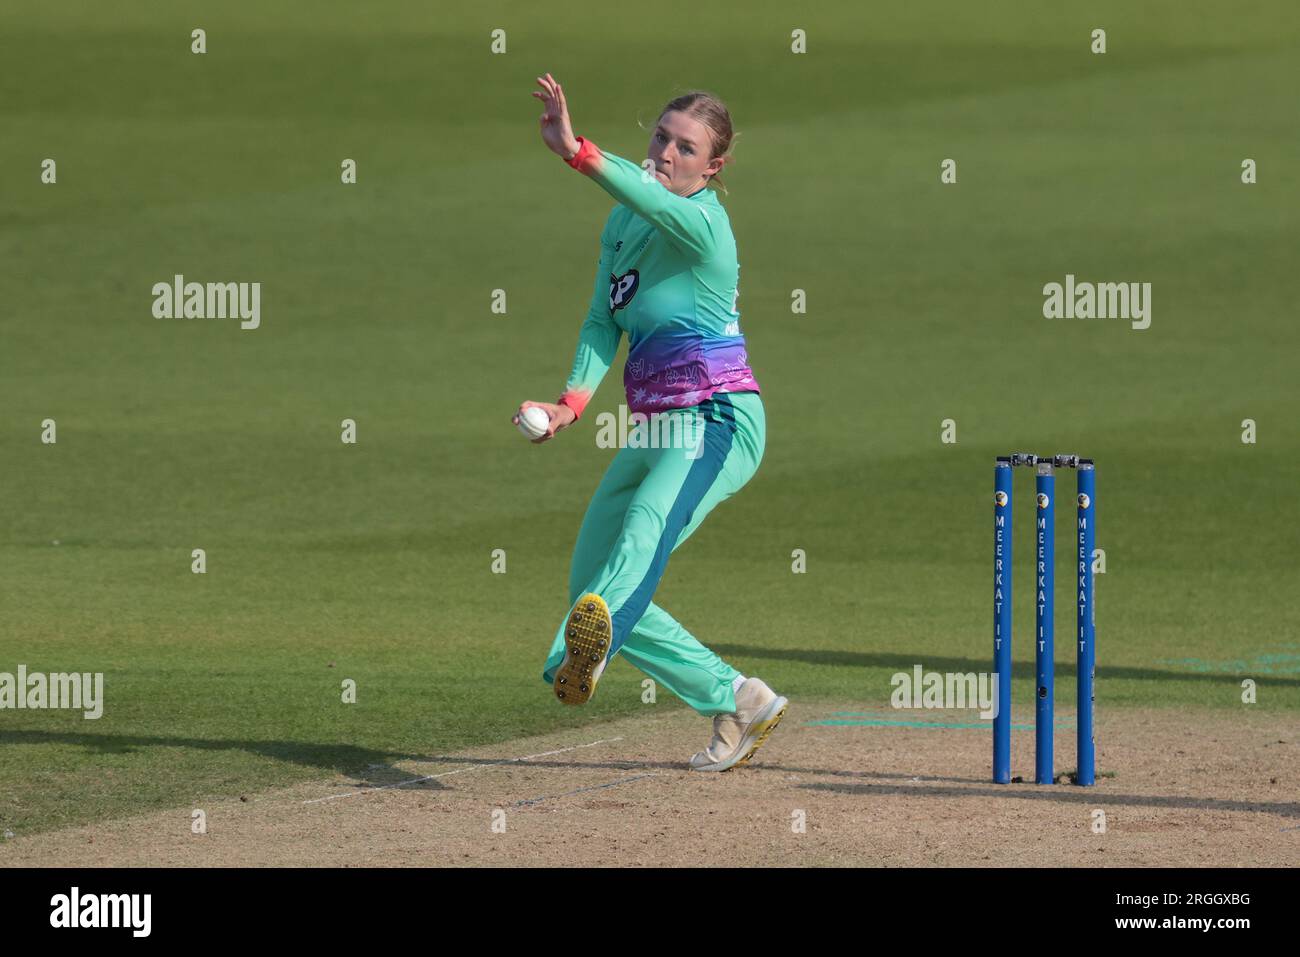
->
[993,453,1095,786]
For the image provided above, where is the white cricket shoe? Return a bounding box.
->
[689,677,789,771]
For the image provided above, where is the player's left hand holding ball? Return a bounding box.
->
[513,401,575,443]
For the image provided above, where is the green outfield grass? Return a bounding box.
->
[2,0,1298,836]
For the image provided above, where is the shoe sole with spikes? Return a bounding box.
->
[554,593,611,706]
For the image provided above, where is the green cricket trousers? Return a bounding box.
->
[541,391,766,716]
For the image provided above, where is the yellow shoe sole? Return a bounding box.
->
[729,698,789,770]
[554,593,612,706]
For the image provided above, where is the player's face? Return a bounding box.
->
[648,110,724,196]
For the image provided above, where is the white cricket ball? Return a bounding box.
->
[518,406,551,440]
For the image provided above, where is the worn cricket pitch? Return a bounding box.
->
[3,702,1294,867]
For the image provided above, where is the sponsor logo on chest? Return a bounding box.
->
[608,228,655,312]
[614,227,654,260]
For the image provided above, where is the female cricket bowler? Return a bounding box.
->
[513,73,788,771]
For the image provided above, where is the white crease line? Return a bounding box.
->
[302,736,625,805]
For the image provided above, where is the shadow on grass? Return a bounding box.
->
[708,645,1300,685]
[0,731,690,791]
[0,729,432,788]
